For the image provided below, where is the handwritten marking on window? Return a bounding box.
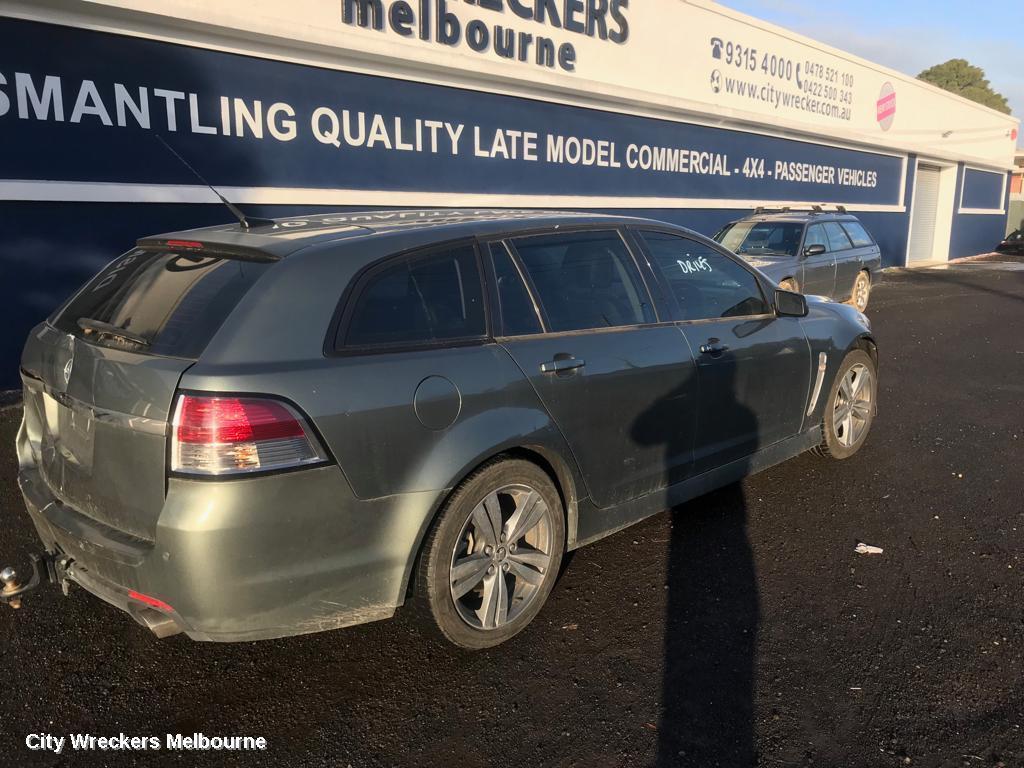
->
[676,256,712,275]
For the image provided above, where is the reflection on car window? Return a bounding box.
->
[511,231,654,332]
[640,232,771,321]
[490,242,542,336]
[345,245,485,347]
[841,221,875,247]
[823,222,853,251]
[804,224,829,252]
[51,250,271,359]
[716,221,804,257]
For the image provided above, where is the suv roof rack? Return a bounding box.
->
[753,204,848,215]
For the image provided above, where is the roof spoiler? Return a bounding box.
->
[136,237,281,262]
[753,204,848,215]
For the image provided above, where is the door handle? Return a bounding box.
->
[540,355,586,374]
[698,340,729,355]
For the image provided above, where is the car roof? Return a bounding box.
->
[729,211,861,225]
[140,209,690,259]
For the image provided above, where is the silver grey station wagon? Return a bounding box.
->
[9,210,878,648]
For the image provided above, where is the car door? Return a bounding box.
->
[823,220,858,300]
[799,223,837,297]
[633,230,812,474]
[493,230,699,509]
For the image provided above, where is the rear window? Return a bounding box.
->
[341,244,486,348]
[52,249,271,359]
[841,221,875,247]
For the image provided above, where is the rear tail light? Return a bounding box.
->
[170,394,329,476]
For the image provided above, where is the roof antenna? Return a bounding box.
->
[154,134,275,230]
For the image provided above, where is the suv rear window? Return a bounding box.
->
[342,244,486,348]
[52,249,271,359]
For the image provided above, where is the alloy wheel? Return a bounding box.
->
[833,363,873,447]
[449,484,554,630]
[853,273,870,311]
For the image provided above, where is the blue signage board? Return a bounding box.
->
[0,17,905,206]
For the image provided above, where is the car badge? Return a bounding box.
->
[63,336,75,385]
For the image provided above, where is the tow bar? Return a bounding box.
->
[0,552,67,609]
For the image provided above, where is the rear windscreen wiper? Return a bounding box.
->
[77,318,150,348]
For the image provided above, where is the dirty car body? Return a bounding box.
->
[13,210,877,642]
[714,209,882,302]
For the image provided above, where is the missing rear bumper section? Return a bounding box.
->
[0,547,184,639]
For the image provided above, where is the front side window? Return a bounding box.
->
[639,232,771,321]
[716,221,805,257]
[841,221,875,247]
[511,231,654,332]
[343,244,485,348]
[823,221,853,252]
[803,224,829,252]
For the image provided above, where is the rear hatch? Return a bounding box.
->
[20,246,273,541]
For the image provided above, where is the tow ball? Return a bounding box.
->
[0,552,63,609]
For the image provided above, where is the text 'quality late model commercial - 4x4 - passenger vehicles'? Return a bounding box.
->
[7,210,878,649]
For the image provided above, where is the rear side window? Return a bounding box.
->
[52,249,271,359]
[489,242,542,336]
[510,230,654,332]
[823,222,853,251]
[342,244,485,348]
[639,232,771,321]
[841,221,875,247]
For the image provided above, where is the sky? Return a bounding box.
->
[721,0,1024,147]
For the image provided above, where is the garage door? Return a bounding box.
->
[908,165,941,264]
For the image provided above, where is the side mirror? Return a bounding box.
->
[775,288,808,317]
[803,243,827,257]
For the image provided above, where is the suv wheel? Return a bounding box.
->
[414,459,565,649]
[849,270,871,311]
[814,350,876,460]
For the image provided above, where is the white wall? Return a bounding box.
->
[8,0,1018,169]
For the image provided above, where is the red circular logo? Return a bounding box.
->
[876,82,896,131]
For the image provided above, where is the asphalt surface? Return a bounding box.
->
[1,256,1022,768]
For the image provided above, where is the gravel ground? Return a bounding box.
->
[1,257,1022,768]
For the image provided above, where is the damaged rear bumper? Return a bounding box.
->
[14,457,444,642]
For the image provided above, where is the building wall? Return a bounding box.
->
[0,4,1018,388]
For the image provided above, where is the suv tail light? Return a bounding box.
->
[170,394,329,476]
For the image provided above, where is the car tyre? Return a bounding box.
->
[848,270,871,311]
[412,458,565,649]
[779,277,799,292]
[813,350,876,460]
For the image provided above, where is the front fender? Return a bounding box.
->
[800,298,877,427]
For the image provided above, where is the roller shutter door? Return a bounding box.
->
[908,165,941,264]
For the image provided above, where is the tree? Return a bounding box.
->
[918,59,1011,114]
